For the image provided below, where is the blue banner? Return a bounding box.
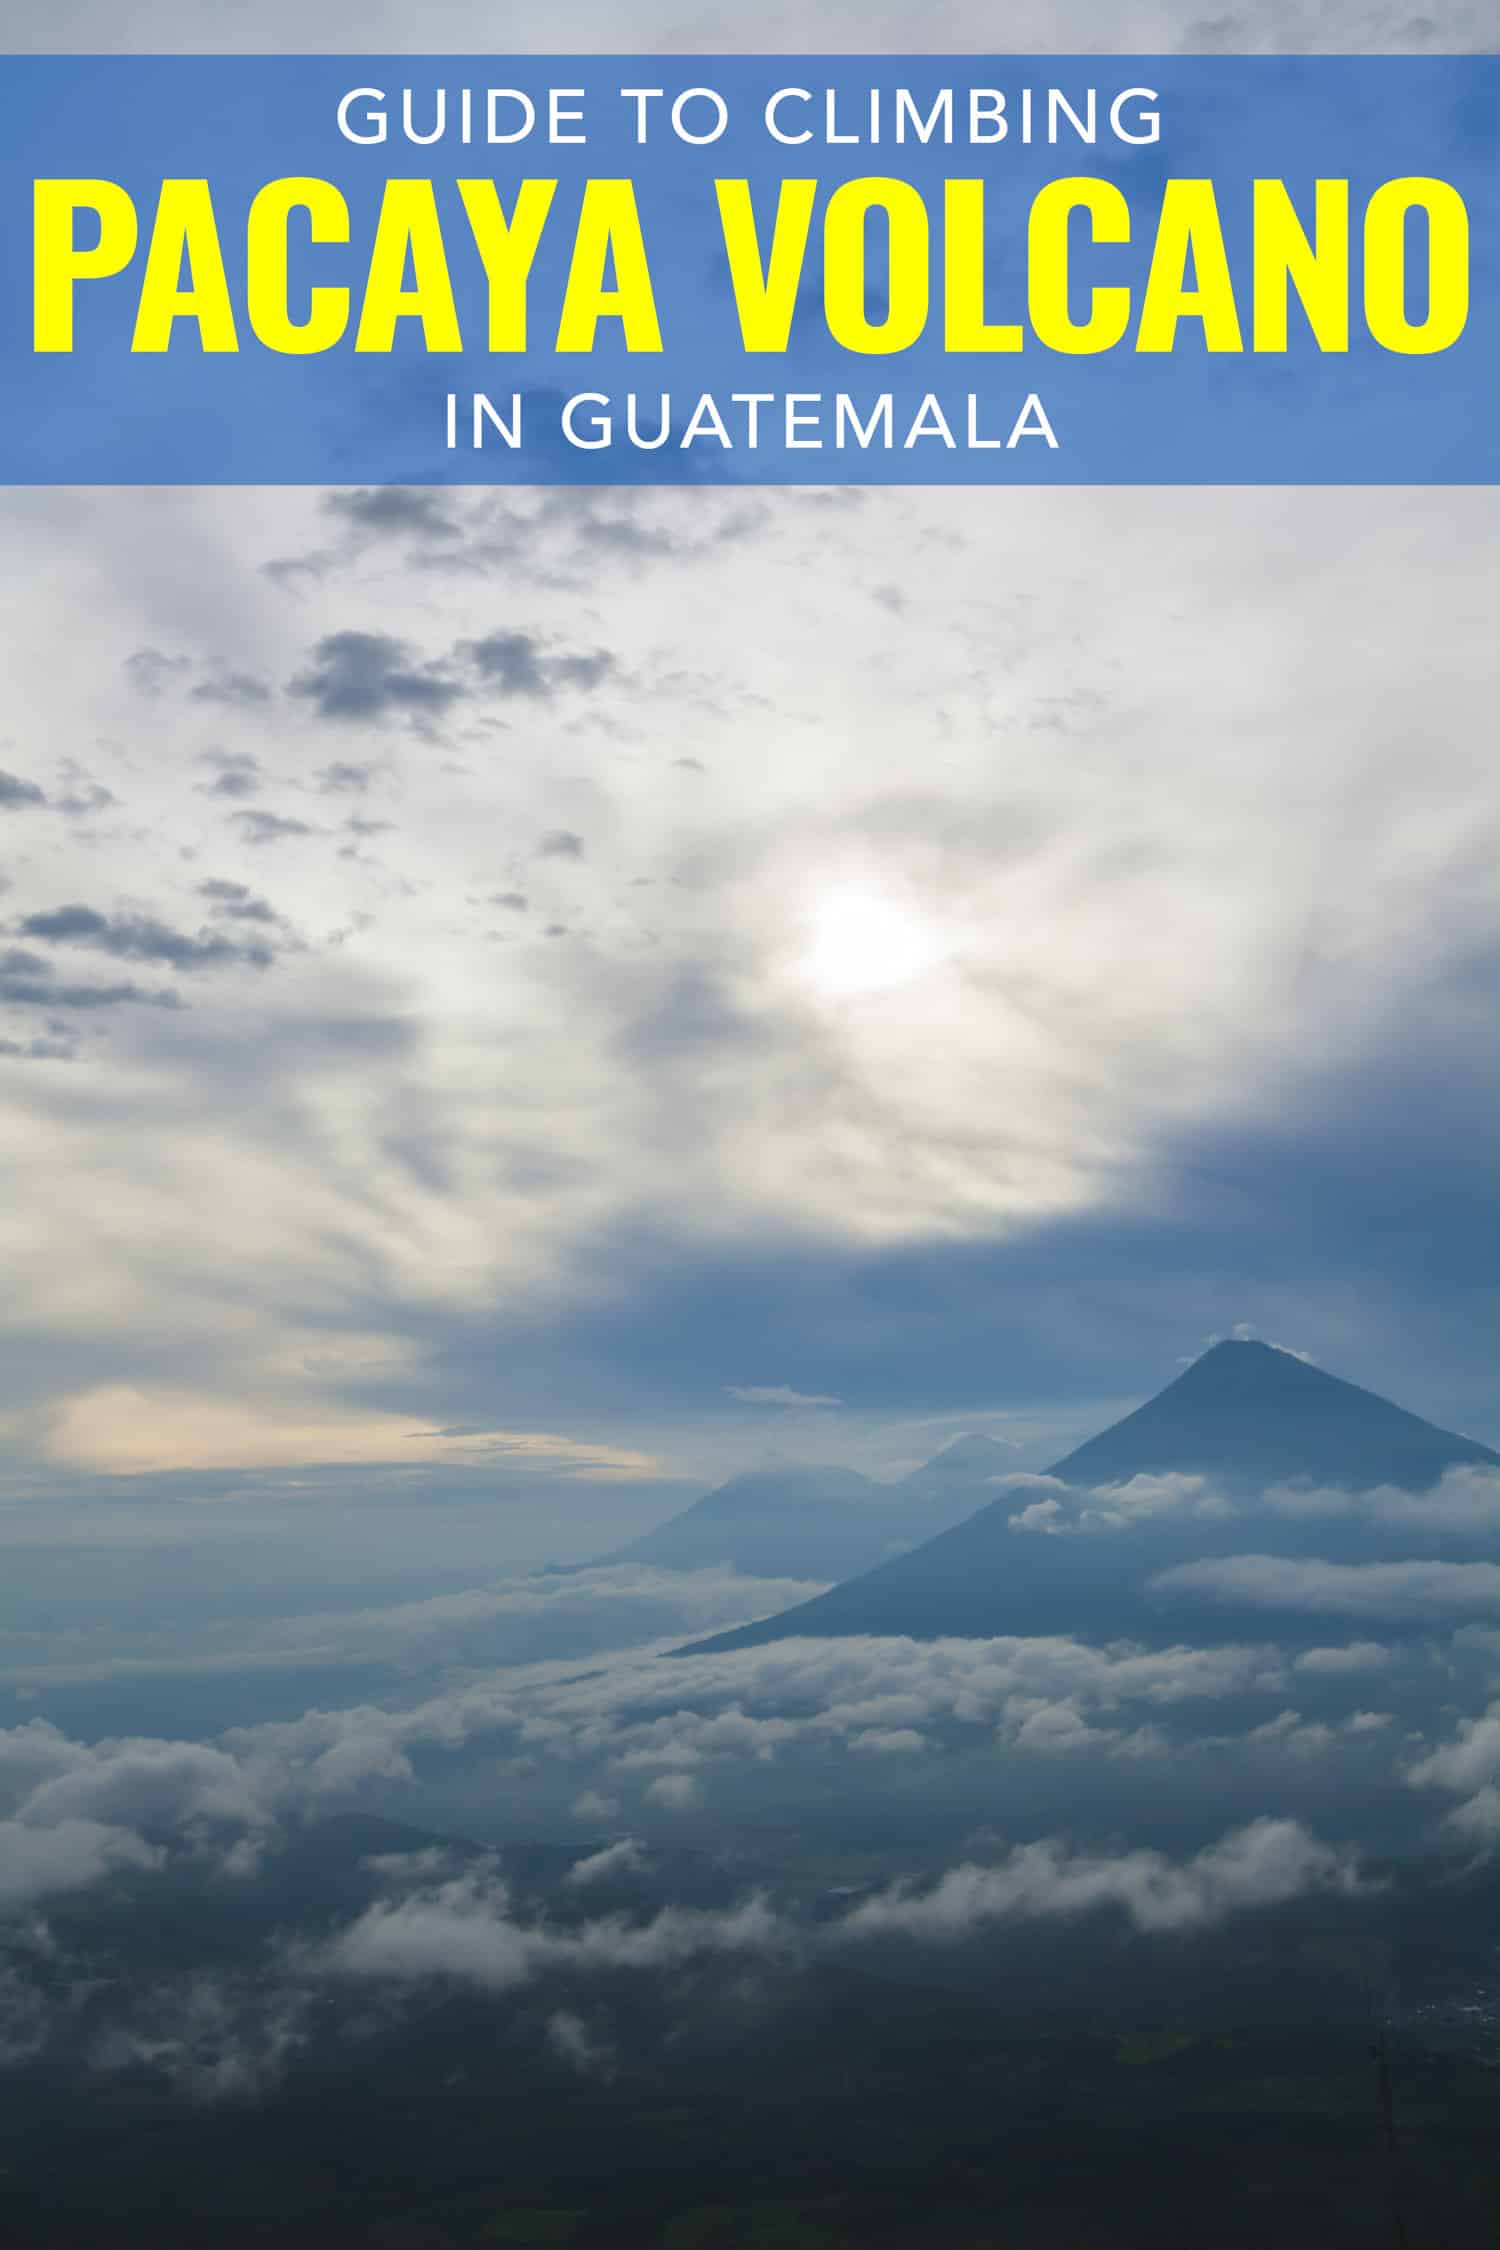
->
[1,55,1496,482]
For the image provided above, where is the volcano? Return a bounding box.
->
[605,1437,1017,1583]
[676,1341,1500,1656]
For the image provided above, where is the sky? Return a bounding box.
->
[2,475,1498,1529]
[0,0,1493,1744]
[10,1,1500,53]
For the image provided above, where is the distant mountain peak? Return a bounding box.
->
[1042,1339,1497,1494]
[712,1465,876,1505]
[602,1449,993,1581]
[1178,1336,1317,1379]
[1216,1336,1286,1350]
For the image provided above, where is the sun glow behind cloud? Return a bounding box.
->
[799,885,949,999]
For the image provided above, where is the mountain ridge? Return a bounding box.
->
[602,1451,1011,1583]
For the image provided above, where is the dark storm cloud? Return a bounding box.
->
[288,632,465,724]
[324,489,461,542]
[463,632,616,700]
[16,905,273,972]
[0,772,46,810]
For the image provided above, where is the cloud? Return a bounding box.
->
[89,1974,311,2103]
[204,1628,1290,1833]
[317,762,378,795]
[0,1956,51,2068]
[196,752,262,799]
[307,1870,785,1992]
[190,672,272,710]
[1293,1643,1394,1675]
[1405,1704,1500,1847]
[299,1818,1362,2003]
[0,1588,1408,1935]
[323,489,460,542]
[564,1837,647,1887]
[52,769,115,820]
[0,1717,270,1911]
[1011,1470,1232,1536]
[546,2008,615,2077]
[0,1718,269,1833]
[0,1032,75,1063]
[229,810,314,846]
[17,904,274,972]
[0,1563,823,1694]
[1407,1705,1500,1799]
[123,648,189,698]
[645,1773,699,1810]
[197,881,279,926]
[0,1818,162,1911]
[537,829,585,860]
[11,0,1498,59]
[463,632,615,700]
[0,771,46,810]
[288,631,465,723]
[41,1386,664,1477]
[726,1385,844,1409]
[1270,1466,1500,1533]
[836,1817,1363,1941]
[1154,1556,1500,1619]
[0,968,181,1011]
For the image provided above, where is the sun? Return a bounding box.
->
[800,885,947,999]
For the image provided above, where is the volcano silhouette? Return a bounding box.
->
[1050,1339,1497,1493]
[676,1341,1500,1657]
[605,1438,1020,1583]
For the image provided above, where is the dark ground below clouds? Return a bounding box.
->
[5,1815,1500,2250]
[4,1997,1495,2249]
